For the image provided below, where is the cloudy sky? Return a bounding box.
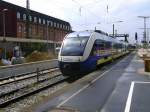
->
[4,0,150,43]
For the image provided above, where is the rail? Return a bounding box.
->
[0,73,68,108]
[0,59,58,79]
[0,67,59,86]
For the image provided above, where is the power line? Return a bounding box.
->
[71,0,102,21]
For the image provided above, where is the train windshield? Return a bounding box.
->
[61,37,89,56]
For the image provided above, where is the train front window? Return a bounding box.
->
[61,37,89,56]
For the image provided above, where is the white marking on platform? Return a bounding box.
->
[124,81,150,112]
[134,81,150,84]
[124,81,135,112]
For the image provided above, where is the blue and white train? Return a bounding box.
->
[58,30,128,75]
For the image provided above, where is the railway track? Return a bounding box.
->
[0,68,68,108]
[0,67,58,86]
[0,68,60,97]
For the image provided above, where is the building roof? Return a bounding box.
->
[0,0,71,26]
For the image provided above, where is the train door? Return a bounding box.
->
[90,39,105,56]
[97,40,105,55]
[105,41,112,55]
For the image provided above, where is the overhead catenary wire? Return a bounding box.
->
[42,0,111,29]
[71,0,103,22]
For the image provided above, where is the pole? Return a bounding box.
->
[138,16,150,48]
[144,18,146,43]
[36,68,39,82]
[111,21,123,38]
[115,29,117,37]
[147,29,149,46]
[46,22,49,52]
[2,9,8,59]
[3,11,6,38]
[53,28,56,55]
[113,24,114,38]
[26,0,30,38]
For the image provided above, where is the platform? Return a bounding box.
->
[32,53,150,112]
[125,82,150,112]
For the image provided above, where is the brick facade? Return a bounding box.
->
[0,0,71,42]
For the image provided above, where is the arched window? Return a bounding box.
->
[29,16,32,22]
[50,21,53,26]
[34,17,37,23]
[60,24,62,28]
[57,23,59,28]
[23,14,26,21]
[54,22,56,27]
[43,19,45,24]
[18,25,21,32]
[17,12,20,19]
[39,18,41,24]
[67,26,70,30]
[47,20,50,25]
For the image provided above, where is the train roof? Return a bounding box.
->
[66,31,91,37]
[66,30,127,44]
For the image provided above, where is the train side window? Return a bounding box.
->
[99,41,105,50]
[113,43,118,49]
[90,39,104,56]
[105,41,112,49]
[90,43,97,56]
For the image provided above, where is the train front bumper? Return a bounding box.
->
[59,62,81,75]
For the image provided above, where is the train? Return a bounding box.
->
[58,30,129,75]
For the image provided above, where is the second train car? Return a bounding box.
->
[58,30,128,75]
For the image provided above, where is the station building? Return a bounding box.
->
[0,0,72,59]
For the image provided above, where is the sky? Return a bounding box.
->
[3,0,150,43]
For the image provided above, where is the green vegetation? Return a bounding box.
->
[0,60,4,66]
[25,51,56,62]
[21,43,47,56]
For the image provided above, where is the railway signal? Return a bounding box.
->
[135,32,138,41]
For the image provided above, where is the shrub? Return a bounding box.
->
[0,60,5,66]
[25,51,56,62]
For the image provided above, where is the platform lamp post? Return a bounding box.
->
[112,21,123,38]
[2,9,8,59]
